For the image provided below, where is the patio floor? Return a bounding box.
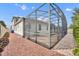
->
[2,33,64,56]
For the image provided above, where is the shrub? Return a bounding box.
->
[72,8,79,55]
[73,48,79,56]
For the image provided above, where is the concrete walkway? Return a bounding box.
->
[53,33,76,49]
[52,33,76,56]
[2,33,64,56]
[53,49,74,56]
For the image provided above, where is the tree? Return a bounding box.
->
[0,21,6,28]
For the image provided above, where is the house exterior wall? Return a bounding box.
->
[37,22,48,33]
[14,21,23,36]
[12,17,55,37]
[11,19,14,31]
[24,19,49,36]
[11,17,20,31]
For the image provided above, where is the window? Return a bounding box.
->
[50,26,52,30]
[39,24,41,31]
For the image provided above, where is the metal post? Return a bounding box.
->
[23,18,25,38]
[57,18,60,40]
[35,11,37,43]
[48,3,51,48]
[28,17,30,39]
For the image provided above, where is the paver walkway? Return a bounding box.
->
[2,33,64,56]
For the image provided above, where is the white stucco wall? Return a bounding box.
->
[11,19,15,31]
[24,20,49,36]
[13,18,55,37]
[14,21,23,36]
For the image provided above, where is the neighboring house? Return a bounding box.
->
[0,24,1,36]
[12,16,57,37]
[0,23,8,37]
[11,17,20,32]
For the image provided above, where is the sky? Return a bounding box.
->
[0,3,79,28]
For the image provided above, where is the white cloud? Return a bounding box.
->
[20,4,27,10]
[14,4,27,11]
[15,3,18,6]
[65,8,72,12]
[37,17,43,20]
[37,17,48,22]
[32,6,35,9]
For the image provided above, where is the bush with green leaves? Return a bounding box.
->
[73,48,79,56]
[73,8,79,47]
[72,8,79,56]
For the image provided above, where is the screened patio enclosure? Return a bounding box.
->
[25,3,67,49]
